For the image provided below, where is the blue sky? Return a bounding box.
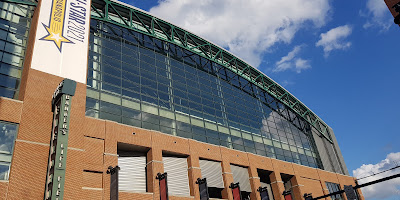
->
[121,0,400,199]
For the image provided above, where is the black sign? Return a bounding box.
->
[107,166,120,200]
[258,186,270,200]
[196,178,209,200]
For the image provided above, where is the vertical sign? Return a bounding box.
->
[283,191,293,200]
[156,173,169,200]
[196,178,209,200]
[258,187,270,200]
[107,166,120,200]
[230,183,242,200]
[44,79,76,200]
[30,0,91,83]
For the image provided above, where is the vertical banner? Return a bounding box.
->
[31,0,91,83]
[258,186,270,200]
[107,166,120,200]
[156,173,169,200]
[196,178,209,200]
[44,79,76,200]
[230,183,242,200]
[283,191,293,200]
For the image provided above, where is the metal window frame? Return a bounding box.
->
[90,0,332,142]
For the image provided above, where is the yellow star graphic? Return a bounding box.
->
[41,26,71,51]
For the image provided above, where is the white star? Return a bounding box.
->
[51,33,62,42]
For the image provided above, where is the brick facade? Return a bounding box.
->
[0,69,364,200]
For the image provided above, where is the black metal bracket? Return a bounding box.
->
[156,172,167,180]
[196,177,207,184]
[107,165,120,174]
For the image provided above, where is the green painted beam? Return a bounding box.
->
[2,0,37,6]
[90,0,333,143]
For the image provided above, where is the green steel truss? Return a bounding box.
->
[90,0,332,142]
[2,0,37,6]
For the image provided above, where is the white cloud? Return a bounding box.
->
[315,25,352,57]
[273,45,311,73]
[149,0,330,68]
[362,0,392,30]
[353,152,400,200]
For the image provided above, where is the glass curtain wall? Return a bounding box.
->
[0,121,18,180]
[86,19,322,168]
[0,2,34,99]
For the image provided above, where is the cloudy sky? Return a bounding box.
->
[121,0,400,199]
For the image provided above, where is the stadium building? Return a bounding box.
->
[0,0,364,199]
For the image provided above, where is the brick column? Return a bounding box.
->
[146,148,163,200]
[356,188,365,200]
[187,155,201,199]
[248,166,261,200]
[290,175,305,200]
[221,160,234,200]
[269,171,285,200]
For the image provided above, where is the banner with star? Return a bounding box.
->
[30,0,90,83]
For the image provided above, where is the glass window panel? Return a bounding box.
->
[243,139,254,148]
[193,134,207,143]
[231,136,243,145]
[160,126,173,135]
[0,163,10,180]
[122,107,141,119]
[206,129,219,139]
[207,137,220,145]
[142,121,159,131]
[0,74,18,88]
[100,112,121,123]
[160,117,174,128]
[177,130,192,139]
[100,101,121,115]
[122,117,141,127]
[0,86,15,98]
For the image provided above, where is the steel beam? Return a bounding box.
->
[2,0,37,6]
[90,0,332,142]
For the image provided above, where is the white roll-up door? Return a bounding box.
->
[199,159,224,188]
[163,157,190,196]
[260,182,275,200]
[230,165,252,192]
[118,156,147,193]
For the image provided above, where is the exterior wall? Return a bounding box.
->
[0,1,364,200]
[385,0,400,18]
[328,127,349,175]
[311,127,349,175]
[0,68,362,200]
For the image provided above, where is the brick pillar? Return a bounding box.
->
[269,171,285,200]
[221,160,234,200]
[356,188,365,200]
[187,155,201,199]
[290,175,305,200]
[248,166,261,200]
[146,148,163,200]
[104,121,119,200]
